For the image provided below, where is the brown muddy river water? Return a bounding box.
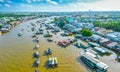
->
[0,19,87,72]
[0,18,120,72]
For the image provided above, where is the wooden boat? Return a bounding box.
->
[35,59,40,67]
[45,48,52,55]
[34,51,40,58]
[47,58,58,67]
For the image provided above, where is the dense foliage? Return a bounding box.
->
[81,29,92,37]
[94,21,120,32]
[58,21,65,27]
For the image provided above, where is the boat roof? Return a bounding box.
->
[82,54,108,70]
[96,62,109,70]
[86,52,97,58]
[82,53,100,64]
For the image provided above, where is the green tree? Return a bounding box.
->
[81,29,92,37]
[0,24,4,29]
[58,21,65,27]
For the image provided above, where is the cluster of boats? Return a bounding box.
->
[33,45,40,67]
[81,49,109,72]
[58,38,77,47]
[47,57,58,68]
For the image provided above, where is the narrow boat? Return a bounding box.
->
[35,70,39,72]
[18,32,22,36]
[34,45,39,49]
[47,58,58,68]
[54,57,58,67]
[34,51,40,58]
[35,59,40,67]
[46,48,52,55]
[48,58,53,66]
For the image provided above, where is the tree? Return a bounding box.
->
[58,21,65,28]
[81,29,92,37]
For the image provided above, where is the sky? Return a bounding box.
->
[0,0,120,12]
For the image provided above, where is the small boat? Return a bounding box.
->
[45,48,52,55]
[44,34,52,37]
[32,34,36,38]
[34,45,39,49]
[34,51,40,58]
[117,56,120,62]
[54,57,58,67]
[48,58,53,67]
[35,59,40,67]
[35,70,39,72]
[18,32,22,36]
[35,37,39,43]
[47,38,53,42]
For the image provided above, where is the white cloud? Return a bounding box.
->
[4,3,10,7]
[65,0,120,11]
[26,0,31,3]
[20,4,33,8]
[81,0,120,11]
[6,0,13,3]
[26,0,41,3]
[46,0,58,5]
[0,0,3,2]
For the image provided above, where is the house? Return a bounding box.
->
[113,44,120,53]
[102,41,112,47]
[98,38,109,45]
[1,24,11,33]
[106,32,120,43]
[63,24,76,31]
[90,34,101,42]
[10,21,20,27]
[67,17,73,23]
[80,41,89,49]
[1,27,9,33]
[106,42,118,49]
[71,28,82,33]
[0,17,8,24]
[94,27,113,36]
[74,22,94,29]
[74,34,84,40]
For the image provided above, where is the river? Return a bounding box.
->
[0,18,87,72]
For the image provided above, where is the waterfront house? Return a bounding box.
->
[10,21,20,27]
[90,34,101,42]
[1,27,9,33]
[113,44,120,53]
[98,38,109,45]
[102,41,112,47]
[71,28,82,33]
[106,42,118,49]
[80,41,89,49]
[106,32,120,43]
[74,22,94,29]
